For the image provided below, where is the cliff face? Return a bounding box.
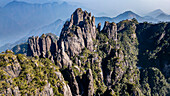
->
[0,50,72,96]
[136,22,170,78]
[57,8,97,68]
[1,8,170,96]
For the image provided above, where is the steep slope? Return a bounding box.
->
[27,8,170,96]
[26,8,143,95]
[136,22,170,78]
[0,50,72,96]
[136,22,170,96]
[0,8,170,96]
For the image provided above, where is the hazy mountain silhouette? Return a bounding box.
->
[28,19,64,37]
[147,9,165,18]
[96,11,145,27]
[95,9,170,27]
[156,13,170,21]
[1,2,170,52]
[114,11,143,22]
[0,19,64,52]
[0,1,76,46]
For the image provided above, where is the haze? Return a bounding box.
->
[65,0,170,17]
[0,0,170,49]
[1,0,170,17]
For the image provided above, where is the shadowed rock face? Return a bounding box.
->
[27,34,58,63]
[27,8,98,68]
[8,8,170,96]
[57,8,97,68]
[102,21,117,39]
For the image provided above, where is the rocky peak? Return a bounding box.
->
[70,8,94,26]
[26,8,97,68]
[97,23,101,32]
[102,21,117,40]
[27,34,58,62]
[57,8,97,67]
[1,8,170,96]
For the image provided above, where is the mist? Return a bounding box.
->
[1,0,170,17]
[64,0,170,17]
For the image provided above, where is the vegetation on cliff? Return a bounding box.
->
[0,8,170,96]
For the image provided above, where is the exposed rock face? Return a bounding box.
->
[56,8,97,68]
[27,36,40,57]
[3,51,21,78]
[5,87,21,96]
[7,8,170,96]
[55,71,72,96]
[0,53,72,96]
[86,69,94,96]
[97,23,101,32]
[61,68,80,96]
[27,34,58,63]
[36,82,54,96]
[102,21,117,40]
[60,8,96,54]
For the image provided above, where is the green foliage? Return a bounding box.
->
[117,20,139,66]
[0,53,64,95]
[140,67,170,96]
[1,17,170,96]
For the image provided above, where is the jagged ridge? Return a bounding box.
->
[0,8,170,96]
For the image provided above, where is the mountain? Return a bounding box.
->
[0,0,13,6]
[114,11,143,22]
[147,9,165,18]
[28,19,64,37]
[95,9,170,27]
[95,16,113,27]
[0,19,64,52]
[0,50,72,96]
[95,11,145,27]
[0,0,64,6]
[0,37,27,53]
[0,8,169,96]
[0,1,76,47]
[11,33,59,55]
[143,15,159,22]
[156,13,170,21]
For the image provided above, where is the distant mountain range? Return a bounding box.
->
[147,9,165,18]
[1,8,169,96]
[28,19,64,37]
[0,19,64,52]
[95,9,170,27]
[0,1,170,52]
[0,1,76,47]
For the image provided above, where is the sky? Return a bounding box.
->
[0,0,170,17]
[63,0,170,17]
